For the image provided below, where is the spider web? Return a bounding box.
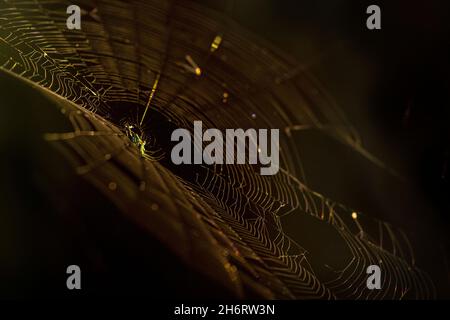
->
[0,0,435,299]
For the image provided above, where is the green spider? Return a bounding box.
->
[124,123,150,159]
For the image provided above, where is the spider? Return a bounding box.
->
[124,123,164,161]
[124,123,149,158]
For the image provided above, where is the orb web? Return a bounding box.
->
[0,0,435,298]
